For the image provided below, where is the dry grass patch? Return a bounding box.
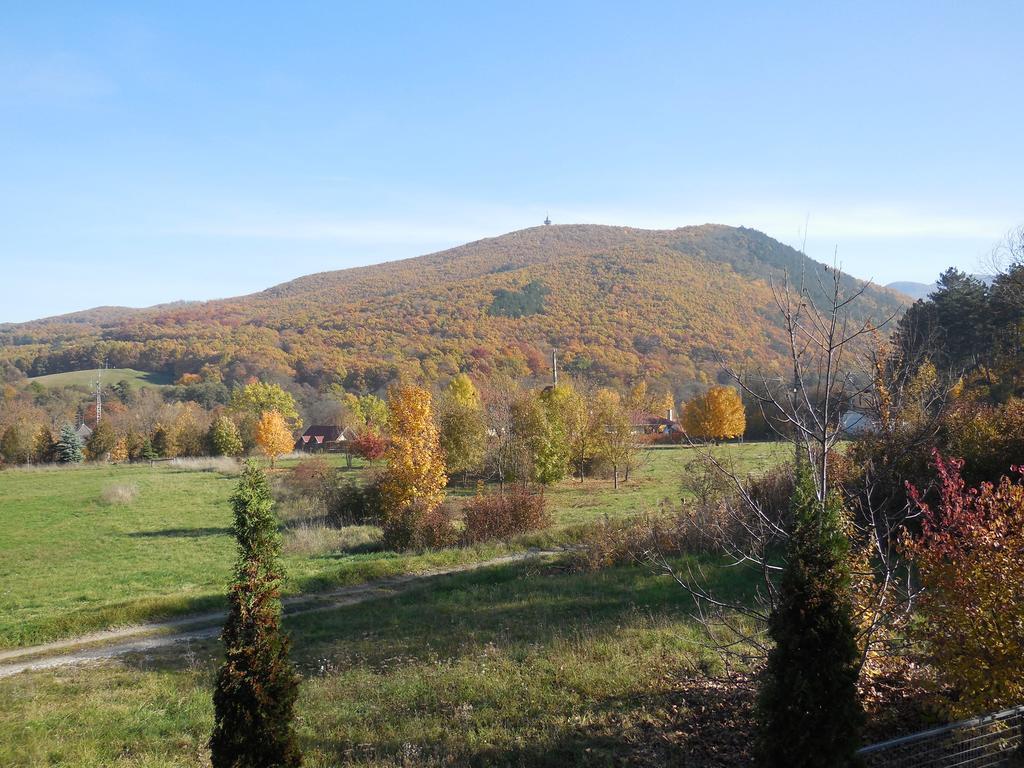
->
[100,482,139,505]
[168,456,241,474]
[283,523,382,557]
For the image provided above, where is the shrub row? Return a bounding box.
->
[286,459,552,552]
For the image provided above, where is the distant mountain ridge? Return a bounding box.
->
[0,224,905,393]
[886,281,937,301]
[886,274,994,302]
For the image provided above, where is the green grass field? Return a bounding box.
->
[0,557,758,767]
[0,443,786,649]
[0,443,785,766]
[26,367,173,389]
[0,461,511,648]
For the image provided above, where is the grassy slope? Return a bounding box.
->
[0,443,786,648]
[26,367,173,389]
[0,557,758,767]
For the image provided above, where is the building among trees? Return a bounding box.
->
[294,425,354,453]
[630,410,680,436]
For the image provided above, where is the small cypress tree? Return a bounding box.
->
[210,460,302,768]
[55,424,85,464]
[141,438,158,462]
[756,464,864,767]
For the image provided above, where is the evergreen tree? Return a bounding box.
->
[756,465,863,767]
[210,461,302,768]
[55,424,85,464]
[930,268,991,371]
[141,438,158,462]
[989,263,1024,360]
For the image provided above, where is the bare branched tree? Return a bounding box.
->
[983,224,1024,282]
[648,264,922,671]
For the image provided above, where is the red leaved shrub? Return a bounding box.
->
[904,451,1024,716]
[461,486,551,544]
[350,429,388,462]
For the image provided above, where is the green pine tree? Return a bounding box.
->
[141,438,158,461]
[756,464,864,767]
[55,424,85,464]
[210,460,302,768]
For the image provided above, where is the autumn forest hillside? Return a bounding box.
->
[0,224,905,396]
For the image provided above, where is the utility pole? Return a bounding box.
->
[95,360,106,425]
[551,349,558,386]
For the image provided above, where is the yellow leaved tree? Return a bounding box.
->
[379,384,448,549]
[254,410,294,468]
[682,385,746,441]
[109,436,129,463]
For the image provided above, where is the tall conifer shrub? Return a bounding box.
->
[756,464,863,767]
[210,460,302,768]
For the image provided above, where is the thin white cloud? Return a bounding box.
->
[172,199,1012,249]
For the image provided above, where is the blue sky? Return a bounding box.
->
[2,2,1022,322]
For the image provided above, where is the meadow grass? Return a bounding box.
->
[25,367,173,389]
[0,442,785,649]
[538,441,789,528]
[0,556,758,767]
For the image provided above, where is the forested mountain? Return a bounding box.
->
[0,224,905,395]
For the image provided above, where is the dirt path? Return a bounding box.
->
[0,549,557,679]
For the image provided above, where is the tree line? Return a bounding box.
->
[0,370,747,473]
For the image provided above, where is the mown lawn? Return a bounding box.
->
[0,443,785,648]
[0,556,759,767]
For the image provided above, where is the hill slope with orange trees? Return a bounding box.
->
[0,224,905,394]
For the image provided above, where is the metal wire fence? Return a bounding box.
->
[857,705,1024,768]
